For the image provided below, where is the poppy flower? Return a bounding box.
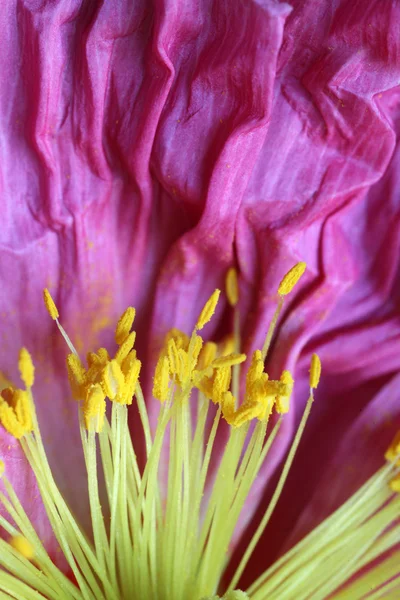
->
[1,0,400,597]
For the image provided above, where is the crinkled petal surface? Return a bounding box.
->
[1,0,400,584]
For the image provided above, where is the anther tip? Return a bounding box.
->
[309,353,321,389]
[278,262,307,296]
[43,288,59,320]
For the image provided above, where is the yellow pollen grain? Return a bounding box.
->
[43,288,59,320]
[226,267,239,307]
[310,353,321,389]
[278,262,306,296]
[212,353,247,368]
[0,460,4,477]
[9,535,35,560]
[115,306,136,345]
[153,356,170,403]
[196,289,221,330]
[18,347,35,388]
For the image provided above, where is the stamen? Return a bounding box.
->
[102,360,125,400]
[274,370,294,414]
[0,385,33,439]
[153,356,170,402]
[118,353,141,405]
[385,431,400,464]
[43,288,59,320]
[9,535,35,560]
[262,262,307,361]
[115,307,136,345]
[226,267,239,307]
[277,261,307,296]
[83,384,106,432]
[227,355,317,592]
[310,353,321,389]
[389,474,400,493]
[18,348,35,388]
[115,331,136,364]
[66,354,87,400]
[212,353,247,368]
[167,338,181,375]
[196,290,221,331]
[197,341,217,370]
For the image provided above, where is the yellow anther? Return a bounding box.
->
[0,460,4,477]
[189,334,204,372]
[86,348,110,368]
[389,474,400,493]
[196,289,221,331]
[197,342,217,371]
[86,352,98,368]
[385,431,400,464]
[165,328,190,351]
[1,388,15,407]
[277,262,306,296]
[310,353,321,389]
[226,267,239,307]
[97,348,110,364]
[83,384,106,432]
[212,366,231,405]
[0,388,32,439]
[120,349,137,376]
[9,535,35,560]
[0,400,25,439]
[119,353,141,405]
[13,390,32,433]
[102,360,125,400]
[43,288,59,320]
[220,335,235,357]
[178,349,189,383]
[167,338,180,375]
[191,334,203,360]
[18,348,35,388]
[246,350,264,395]
[275,371,294,414]
[230,403,264,428]
[115,306,136,345]
[153,356,170,403]
[66,354,87,400]
[115,331,136,364]
[212,353,247,369]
